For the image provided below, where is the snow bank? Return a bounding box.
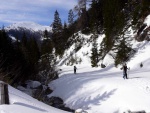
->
[144,14,150,26]
[0,82,70,113]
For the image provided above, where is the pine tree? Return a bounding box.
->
[90,34,99,67]
[43,29,50,40]
[88,0,103,33]
[0,30,33,84]
[52,10,64,56]
[99,0,130,61]
[74,0,90,32]
[74,0,87,17]
[21,32,27,46]
[114,37,134,67]
[62,22,70,49]
[20,32,30,62]
[131,0,150,28]
[41,30,53,55]
[28,37,40,65]
[67,9,76,36]
[52,10,62,34]
[68,9,74,26]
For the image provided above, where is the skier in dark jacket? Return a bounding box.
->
[121,63,129,79]
[74,66,77,74]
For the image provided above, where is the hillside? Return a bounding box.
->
[0,1,150,113]
[47,15,150,113]
[57,14,150,67]
[0,40,150,113]
[4,22,52,41]
[48,41,150,113]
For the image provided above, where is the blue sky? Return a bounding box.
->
[0,0,77,27]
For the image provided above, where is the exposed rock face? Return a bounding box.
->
[135,24,150,42]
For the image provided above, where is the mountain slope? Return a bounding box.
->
[48,41,150,113]
[4,22,52,41]
[5,22,52,32]
[57,15,150,67]
[47,15,150,113]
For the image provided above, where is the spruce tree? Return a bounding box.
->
[99,0,130,61]
[52,10,62,34]
[88,0,103,33]
[20,32,30,62]
[90,34,99,67]
[114,36,134,67]
[0,30,33,84]
[28,37,40,65]
[74,0,90,32]
[52,10,64,56]
[41,30,53,55]
[68,9,74,26]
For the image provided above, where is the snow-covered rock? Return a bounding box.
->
[25,80,41,89]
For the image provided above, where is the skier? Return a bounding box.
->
[74,66,77,74]
[121,63,129,79]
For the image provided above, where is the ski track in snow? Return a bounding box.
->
[49,65,150,113]
[0,110,10,113]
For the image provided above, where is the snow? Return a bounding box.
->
[5,22,52,32]
[25,80,41,89]
[0,82,69,113]
[144,15,150,26]
[17,80,42,96]
[58,33,105,67]
[0,15,150,113]
[49,60,150,112]
[48,39,150,113]
[129,41,150,69]
[9,35,17,41]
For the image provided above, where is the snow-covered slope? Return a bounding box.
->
[4,22,52,41]
[129,41,150,69]
[47,15,150,113]
[48,41,150,113]
[5,22,52,32]
[0,81,69,113]
[58,15,150,67]
[0,14,149,113]
[57,33,105,67]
